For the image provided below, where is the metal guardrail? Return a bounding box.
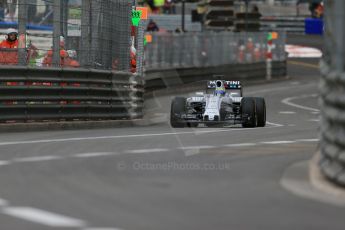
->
[320,61,345,186]
[319,0,345,187]
[0,67,144,122]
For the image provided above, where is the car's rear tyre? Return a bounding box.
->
[170,97,186,128]
[254,97,266,127]
[241,97,257,128]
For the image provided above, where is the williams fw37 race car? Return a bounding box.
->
[170,80,266,128]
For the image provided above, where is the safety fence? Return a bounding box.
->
[319,0,345,187]
[0,0,134,71]
[260,16,306,34]
[0,67,144,122]
[145,61,287,90]
[0,0,147,124]
[145,31,286,70]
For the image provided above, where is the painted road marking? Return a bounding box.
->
[0,139,320,167]
[2,207,86,227]
[13,156,61,163]
[261,141,297,145]
[279,111,296,114]
[74,152,117,158]
[0,139,320,166]
[224,143,257,147]
[282,95,320,112]
[125,148,169,154]
[0,125,282,147]
[266,121,284,127]
[296,139,320,142]
[309,119,320,122]
[0,160,10,166]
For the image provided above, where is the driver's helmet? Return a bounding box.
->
[215,80,226,96]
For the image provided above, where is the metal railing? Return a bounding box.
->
[0,67,144,122]
[145,31,286,70]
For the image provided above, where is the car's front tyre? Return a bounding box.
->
[170,97,186,128]
[254,97,266,127]
[241,97,257,128]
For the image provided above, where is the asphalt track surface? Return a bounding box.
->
[0,36,344,230]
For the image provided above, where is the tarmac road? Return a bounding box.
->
[0,37,344,230]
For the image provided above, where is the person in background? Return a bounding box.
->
[42,36,79,68]
[130,46,137,73]
[251,5,262,18]
[147,19,159,32]
[163,0,176,14]
[0,28,19,65]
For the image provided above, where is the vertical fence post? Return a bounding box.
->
[53,0,62,67]
[18,0,27,66]
[266,33,273,81]
[81,0,91,68]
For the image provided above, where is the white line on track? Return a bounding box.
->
[125,148,169,154]
[279,111,296,114]
[0,125,282,147]
[1,207,86,227]
[0,160,10,166]
[266,121,284,127]
[296,139,320,142]
[282,94,320,112]
[74,152,117,158]
[223,143,257,147]
[13,156,61,163]
[261,141,297,145]
[309,119,320,122]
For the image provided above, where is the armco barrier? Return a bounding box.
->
[145,61,287,90]
[318,0,345,188]
[0,67,143,122]
[319,61,345,187]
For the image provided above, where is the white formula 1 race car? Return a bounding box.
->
[170,79,266,128]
